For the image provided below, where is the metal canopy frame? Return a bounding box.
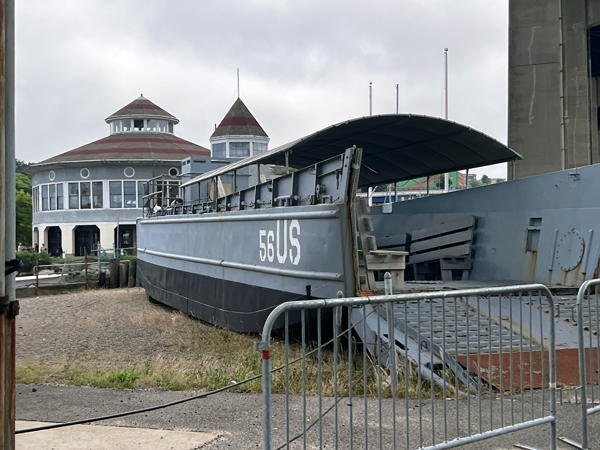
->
[182,114,521,189]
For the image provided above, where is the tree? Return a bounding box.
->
[16,158,32,175]
[481,174,491,185]
[15,171,33,246]
[16,172,31,192]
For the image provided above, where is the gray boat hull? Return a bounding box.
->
[137,203,355,332]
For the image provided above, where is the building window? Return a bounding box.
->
[57,184,64,210]
[32,186,39,212]
[124,166,135,178]
[42,185,49,211]
[138,181,146,208]
[168,167,179,177]
[230,142,250,157]
[253,142,268,155]
[133,119,144,131]
[38,183,64,211]
[69,183,79,209]
[157,120,168,132]
[49,170,55,181]
[80,182,91,209]
[110,181,122,208]
[92,182,103,208]
[80,168,90,179]
[63,181,102,210]
[213,142,226,158]
[49,184,56,210]
[146,119,158,132]
[124,181,136,208]
[168,122,173,133]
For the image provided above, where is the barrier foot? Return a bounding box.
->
[558,437,585,449]
[514,444,544,450]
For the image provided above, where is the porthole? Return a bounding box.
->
[80,168,90,179]
[49,170,55,181]
[168,167,179,177]
[124,166,135,178]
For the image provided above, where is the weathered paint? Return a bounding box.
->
[1,1,16,448]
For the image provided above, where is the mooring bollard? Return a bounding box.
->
[120,262,128,288]
[109,258,120,289]
[128,258,137,288]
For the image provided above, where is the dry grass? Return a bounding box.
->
[16,291,463,398]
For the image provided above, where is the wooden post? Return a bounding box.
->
[109,258,120,289]
[119,262,128,288]
[128,258,137,288]
[84,254,88,289]
[35,258,39,297]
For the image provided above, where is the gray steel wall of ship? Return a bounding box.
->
[137,203,354,300]
[370,164,600,286]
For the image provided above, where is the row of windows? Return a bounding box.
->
[212,141,268,158]
[33,181,148,212]
[32,184,64,212]
[110,119,174,134]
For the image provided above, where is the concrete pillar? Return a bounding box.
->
[32,227,39,249]
[38,226,47,251]
[509,0,600,178]
[60,225,75,257]
[99,222,116,252]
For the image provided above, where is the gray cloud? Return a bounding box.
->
[16,0,509,178]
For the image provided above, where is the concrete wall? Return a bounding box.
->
[508,0,600,179]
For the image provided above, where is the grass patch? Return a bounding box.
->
[16,293,471,398]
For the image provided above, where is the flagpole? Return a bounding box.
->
[443,48,450,193]
[368,82,373,205]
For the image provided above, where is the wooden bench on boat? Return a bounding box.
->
[357,199,408,292]
[408,216,476,281]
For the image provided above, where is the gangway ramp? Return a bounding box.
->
[351,292,578,393]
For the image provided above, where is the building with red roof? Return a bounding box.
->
[209,98,270,159]
[30,95,210,256]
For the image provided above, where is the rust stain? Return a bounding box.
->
[456,347,593,389]
[526,250,537,283]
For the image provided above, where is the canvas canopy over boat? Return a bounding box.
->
[180,114,520,190]
[137,113,600,333]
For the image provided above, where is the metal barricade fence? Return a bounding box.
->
[569,279,600,450]
[255,282,557,450]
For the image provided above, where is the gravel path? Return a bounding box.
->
[17,287,180,364]
[14,288,600,449]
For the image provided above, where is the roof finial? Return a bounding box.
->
[237,68,240,99]
[140,93,144,98]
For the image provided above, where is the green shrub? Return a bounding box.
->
[16,251,53,274]
[108,368,140,388]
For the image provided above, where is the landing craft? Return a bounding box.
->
[136,113,599,332]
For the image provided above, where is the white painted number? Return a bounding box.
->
[289,220,301,265]
[259,230,267,261]
[267,230,275,262]
[259,220,301,265]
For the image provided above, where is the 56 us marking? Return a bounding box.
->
[259,219,301,265]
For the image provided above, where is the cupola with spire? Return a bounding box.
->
[210,98,269,158]
[106,94,179,134]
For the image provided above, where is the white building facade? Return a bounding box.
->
[30,95,210,256]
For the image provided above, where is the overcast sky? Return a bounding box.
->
[16,0,509,178]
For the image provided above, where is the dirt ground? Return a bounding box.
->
[17,287,181,365]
